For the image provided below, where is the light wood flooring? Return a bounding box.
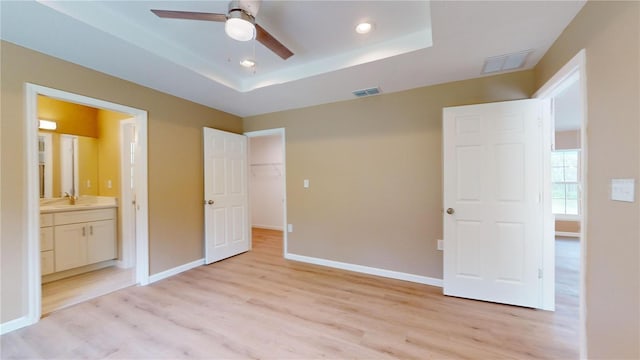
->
[2,229,580,359]
[42,266,135,316]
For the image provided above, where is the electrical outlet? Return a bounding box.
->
[437,239,443,251]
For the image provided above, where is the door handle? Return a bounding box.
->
[206,200,214,205]
[446,208,455,215]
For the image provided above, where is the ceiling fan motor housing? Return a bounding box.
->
[228,0,258,19]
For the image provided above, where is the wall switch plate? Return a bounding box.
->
[287,224,293,233]
[437,239,443,251]
[611,178,635,202]
[303,179,309,188]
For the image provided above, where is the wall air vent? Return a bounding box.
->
[352,86,382,97]
[482,50,533,74]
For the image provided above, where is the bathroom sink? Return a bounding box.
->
[40,196,118,212]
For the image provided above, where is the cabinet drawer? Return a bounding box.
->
[40,226,54,251]
[54,208,116,225]
[41,250,54,275]
[40,213,53,227]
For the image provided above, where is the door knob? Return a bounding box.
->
[446,208,455,215]
[207,200,214,205]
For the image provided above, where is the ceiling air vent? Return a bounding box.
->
[352,87,381,97]
[482,50,533,74]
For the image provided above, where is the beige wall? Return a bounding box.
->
[0,41,242,323]
[535,1,640,358]
[556,220,580,234]
[244,70,534,278]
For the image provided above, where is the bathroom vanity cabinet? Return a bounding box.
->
[40,207,117,275]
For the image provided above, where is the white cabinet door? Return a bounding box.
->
[443,99,544,309]
[203,127,249,264]
[87,219,117,264]
[54,223,88,272]
[41,251,54,275]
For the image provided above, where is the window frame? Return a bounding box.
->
[551,149,582,219]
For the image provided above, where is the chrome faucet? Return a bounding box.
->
[64,192,77,205]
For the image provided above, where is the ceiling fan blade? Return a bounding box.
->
[255,24,294,60]
[150,9,227,22]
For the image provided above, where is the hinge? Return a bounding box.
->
[538,268,543,279]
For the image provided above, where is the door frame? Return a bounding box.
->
[244,128,288,256]
[24,83,150,328]
[533,49,587,357]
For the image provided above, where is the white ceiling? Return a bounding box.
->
[0,1,586,117]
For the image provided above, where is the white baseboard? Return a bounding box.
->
[1,315,31,335]
[148,258,204,284]
[252,225,284,231]
[556,231,580,238]
[285,253,443,287]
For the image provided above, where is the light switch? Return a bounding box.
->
[611,178,635,202]
[287,224,293,233]
[303,179,309,188]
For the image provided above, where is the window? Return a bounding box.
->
[551,150,581,215]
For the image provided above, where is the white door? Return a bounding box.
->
[203,127,250,264]
[443,99,544,308]
[120,120,137,268]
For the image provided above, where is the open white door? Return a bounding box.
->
[203,127,250,264]
[443,99,544,308]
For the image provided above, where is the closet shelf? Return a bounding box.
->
[250,162,282,176]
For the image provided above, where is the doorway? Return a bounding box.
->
[24,84,149,325]
[245,129,287,255]
[534,49,587,356]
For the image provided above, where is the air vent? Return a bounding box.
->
[482,50,533,74]
[352,87,382,97]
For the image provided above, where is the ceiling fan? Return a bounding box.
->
[151,0,294,60]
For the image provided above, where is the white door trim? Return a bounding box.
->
[533,48,588,358]
[244,128,288,257]
[23,83,150,330]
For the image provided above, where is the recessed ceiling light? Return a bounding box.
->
[355,22,373,34]
[240,59,256,68]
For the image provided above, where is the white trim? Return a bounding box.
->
[285,253,443,287]
[556,231,580,238]
[534,49,588,359]
[0,316,31,336]
[244,128,287,256]
[21,83,150,334]
[25,84,42,327]
[148,258,204,284]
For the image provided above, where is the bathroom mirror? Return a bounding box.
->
[38,132,98,198]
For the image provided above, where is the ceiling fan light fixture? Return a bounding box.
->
[355,22,373,34]
[225,10,256,42]
[240,59,256,68]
